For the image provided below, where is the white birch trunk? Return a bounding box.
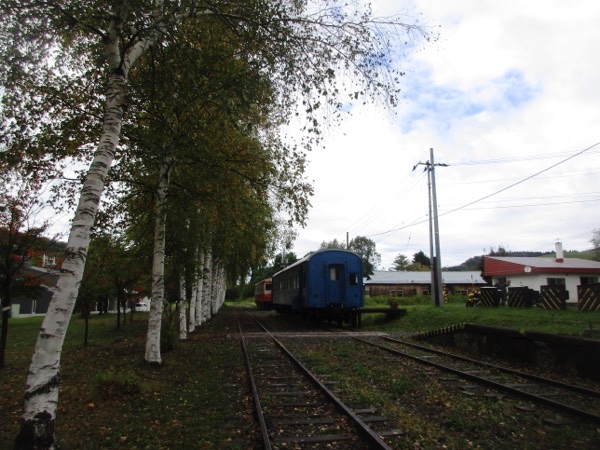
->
[209,257,219,316]
[194,253,204,326]
[187,275,196,334]
[179,274,188,340]
[201,251,212,323]
[145,161,172,363]
[16,37,141,449]
[218,263,226,311]
[214,260,225,314]
[16,5,217,448]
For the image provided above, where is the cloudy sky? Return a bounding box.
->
[290,0,600,268]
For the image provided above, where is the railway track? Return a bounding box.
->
[237,311,402,449]
[354,335,600,425]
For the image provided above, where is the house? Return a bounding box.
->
[482,241,600,306]
[11,265,60,315]
[365,270,487,297]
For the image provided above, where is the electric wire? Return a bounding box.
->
[365,140,600,238]
[347,168,427,236]
[445,147,600,166]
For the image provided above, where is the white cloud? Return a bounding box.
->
[291,0,600,268]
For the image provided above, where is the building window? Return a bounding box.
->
[581,276,598,285]
[547,278,565,286]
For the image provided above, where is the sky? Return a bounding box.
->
[289,0,600,269]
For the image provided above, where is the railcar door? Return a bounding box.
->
[326,264,344,304]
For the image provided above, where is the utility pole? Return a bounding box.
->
[413,148,448,306]
[425,166,434,303]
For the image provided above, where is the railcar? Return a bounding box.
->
[272,249,363,325]
[254,278,273,310]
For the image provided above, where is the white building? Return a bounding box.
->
[482,242,600,304]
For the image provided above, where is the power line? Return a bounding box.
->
[365,140,600,238]
[442,191,600,208]
[452,169,600,185]
[446,147,600,166]
[457,197,600,210]
[347,169,425,235]
[438,140,600,218]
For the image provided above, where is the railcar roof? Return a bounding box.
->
[272,249,361,278]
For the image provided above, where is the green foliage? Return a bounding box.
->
[365,295,432,307]
[348,236,380,276]
[592,229,600,261]
[412,250,431,268]
[392,253,409,270]
[389,378,417,396]
[360,302,600,335]
[445,255,482,271]
[94,369,142,399]
[319,236,381,276]
[160,319,179,353]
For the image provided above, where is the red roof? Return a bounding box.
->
[483,256,600,277]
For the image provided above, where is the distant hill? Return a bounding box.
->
[445,249,598,272]
[540,249,597,260]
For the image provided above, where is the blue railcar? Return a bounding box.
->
[272,249,363,325]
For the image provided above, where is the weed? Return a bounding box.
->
[94,369,142,399]
[389,378,416,395]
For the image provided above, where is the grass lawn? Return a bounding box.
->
[360,295,600,336]
[1,298,600,448]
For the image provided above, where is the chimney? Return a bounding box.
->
[555,240,564,263]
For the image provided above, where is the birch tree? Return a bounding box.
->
[122,28,285,359]
[2,1,433,447]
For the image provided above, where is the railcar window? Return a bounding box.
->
[330,267,340,281]
[349,273,358,286]
[265,283,272,291]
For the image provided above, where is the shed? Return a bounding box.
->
[365,270,486,297]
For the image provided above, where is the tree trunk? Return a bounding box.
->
[214,260,225,315]
[179,275,188,340]
[144,160,172,364]
[83,315,89,347]
[194,251,204,327]
[201,251,212,323]
[14,68,128,449]
[1,303,10,369]
[121,293,127,327]
[1,280,11,368]
[13,11,160,442]
[116,295,121,330]
[188,276,196,334]
[217,262,226,313]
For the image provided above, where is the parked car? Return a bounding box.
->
[134,302,150,312]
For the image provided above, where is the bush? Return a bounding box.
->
[225,286,240,300]
[94,369,142,399]
[365,295,431,307]
[161,319,178,353]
